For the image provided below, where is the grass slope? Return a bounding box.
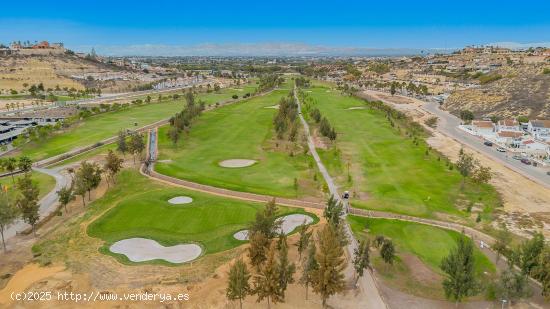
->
[16,83,258,162]
[0,171,56,200]
[348,216,495,274]
[87,170,316,261]
[156,86,318,198]
[307,83,500,220]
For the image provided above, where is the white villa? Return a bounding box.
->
[527,120,550,141]
[472,120,495,135]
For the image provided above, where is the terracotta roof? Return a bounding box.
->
[497,131,522,138]
[498,119,518,127]
[473,120,494,128]
[523,140,535,145]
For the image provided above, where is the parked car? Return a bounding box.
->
[512,155,522,160]
[483,141,493,147]
[547,171,550,176]
[520,158,531,165]
[496,147,506,152]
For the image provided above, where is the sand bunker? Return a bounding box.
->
[110,238,202,263]
[219,159,257,168]
[264,105,279,109]
[347,106,366,110]
[168,196,193,204]
[234,214,314,240]
[157,159,173,163]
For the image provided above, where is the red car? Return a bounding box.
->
[520,158,531,165]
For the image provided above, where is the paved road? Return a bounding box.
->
[3,166,71,244]
[294,87,388,309]
[422,101,550,188]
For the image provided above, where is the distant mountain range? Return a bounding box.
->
[75,43,458,57]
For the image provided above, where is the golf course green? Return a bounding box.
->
[87,170,316,262]
[305,82,500,219]
[155,86,320,198]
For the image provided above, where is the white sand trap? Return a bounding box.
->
[157,159,173,163]
[110,238,202,263]
[347,106,366,110]
[219,159,257,168]
[168,196,193,204]
[233,214,314,240]
[264,105,279,109]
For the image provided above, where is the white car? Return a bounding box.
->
[496,147,506,153]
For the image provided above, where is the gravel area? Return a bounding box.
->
[109,238,202,263]
[168,196,193,204]
[233,214,313,240]
[218,159,257,168]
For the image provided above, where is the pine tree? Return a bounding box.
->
[353,239,371,285]
[440,236,478,304]
[295,221,312,259]
[226,258,251,309]
[0,193,19,252]
[253,242,282,309]
[16,174,40,236]
[248,231,269,270]
[312,225,346,307]
[116,130,127,156]
[276,233,295,299]
[300,243,318,300]
[104,150,123,186]
[380,239,395,265]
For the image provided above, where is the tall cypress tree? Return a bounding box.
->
[440,236,478,305]
[226,258,251,309]
[312,225,346,307]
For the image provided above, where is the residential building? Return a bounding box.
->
[472,120,495,135]
[496,131,523,147]
[527,120,550,141]
[496,119,520,132]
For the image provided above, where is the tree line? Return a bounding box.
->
[225,196,353,308]
[273,94,299,141]
[257,74,284,93]
[166,92,205,147]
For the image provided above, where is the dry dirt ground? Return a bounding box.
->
[363,90,550,239]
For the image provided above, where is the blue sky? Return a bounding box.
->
[1,0,549,55]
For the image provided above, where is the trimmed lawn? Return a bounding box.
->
[347,216,495,275]
[15,83,258,162]
[306,83,500,220]
[87,170,317,262]
[156,86,319,198]
[347,216,495,299]
[0,171,56,200]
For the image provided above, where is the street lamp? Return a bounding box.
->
[501,299,507,309]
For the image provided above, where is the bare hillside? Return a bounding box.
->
[0,53,132,92]
[444,66,550,119]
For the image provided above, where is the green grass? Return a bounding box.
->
[49,143,117,168]
[347,216,495,275]
[15,84,259,162]
[87,169,317,264]
[156,84,319,198]
[0,171,56,200]
[306,82,500,220]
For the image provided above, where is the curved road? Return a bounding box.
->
[3,166,71,244]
